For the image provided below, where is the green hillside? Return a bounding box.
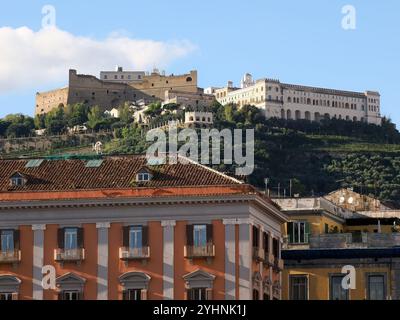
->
[1,102,400,207]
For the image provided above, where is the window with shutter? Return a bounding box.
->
[193,225,207,247]
[122,226,130,247]
[142,226,149,247]
[263,232,269,254]
[287,222,294,243]
[77,228,84,249]
[304,222,310,243]
[57,228,65,249]
[0,230,14,252]
[186,225,194,246]
[14,230,20,250]
[252,226,259,248]
[206,224,213,244]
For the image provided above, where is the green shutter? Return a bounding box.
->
[305,222,311,243]
[288,222,294,243]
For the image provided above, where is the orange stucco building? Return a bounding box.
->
[0,155,287,300]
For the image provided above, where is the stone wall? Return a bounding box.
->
[35,70,199,116]
[0,132,113,155]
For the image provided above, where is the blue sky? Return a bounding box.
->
[0,0,399,126]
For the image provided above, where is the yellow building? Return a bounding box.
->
[274,192,400,300]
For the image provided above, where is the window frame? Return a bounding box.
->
[129,226,143,250]
[289,275,309,300]
[288,221,310,244]
[329,274,349,300]
[366,273,387,300]
[64,227,78,250]
[193,225,207,248]
[137,172,150,182]
[0,230,14,252]
[63,290,81,301]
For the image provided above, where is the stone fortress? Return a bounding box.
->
[35,67,200,115]
[36,67,383,126]
[205,73,382,125]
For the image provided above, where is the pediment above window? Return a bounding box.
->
[0,275,21,293]
[183,269,215,289]
[119,272,151,289]
[56,272,86,291]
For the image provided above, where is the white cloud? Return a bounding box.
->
[0,26,196,94]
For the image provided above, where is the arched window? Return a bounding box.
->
[183,269,215,301]
[186,77,193,82]
[287,110,292,120]
[288,97,292,103]
[295,110,301,120]
[119,272,151,301]
[281,109,285,119]
[305,111,311,121]
[307,98,311,105]
[56,272,86,300]
[0,275,21,300]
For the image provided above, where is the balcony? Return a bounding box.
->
[184,244,215,259]
[119,247,150,260]
[308,232,400,249]
[274,258,284,271]
[0,250,21,264]
[54,248,85,262]
[252,247,265,262]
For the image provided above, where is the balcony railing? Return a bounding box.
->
[307,232,400,249]
[184,244,215,258]
[54,248,85,262]
[119,247,150,260]
[0,250,21,264]
[274,259,284,271]
[252,247,265,262]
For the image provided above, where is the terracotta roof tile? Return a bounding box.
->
[0,155,243,193]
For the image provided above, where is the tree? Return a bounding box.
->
[44,106,67,135]
[66,103,89,127]
[87,106,103,129]
[144,102,162,118]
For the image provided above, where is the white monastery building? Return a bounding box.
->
[205,73,382,125]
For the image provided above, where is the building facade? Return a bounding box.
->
[207,73,382,125]
[35,69,198,116]
[0,156,287,300]
[274,191,400,300]
[100,66,146,83]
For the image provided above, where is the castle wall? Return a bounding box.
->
[132,70,198,100]
[35,70,198,116]
[35,87,69,115]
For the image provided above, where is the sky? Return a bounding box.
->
[0,0,399,125]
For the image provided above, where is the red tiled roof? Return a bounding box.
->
[0,155,243,193]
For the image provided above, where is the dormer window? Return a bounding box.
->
[11,177,24,186]
[137,172,150,182]
[136,167,153,183]
[9,173,27,187]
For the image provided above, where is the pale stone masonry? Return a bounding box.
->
[206,73,382,125]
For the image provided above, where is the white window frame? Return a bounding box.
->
[129,226,142,250]
[64,228,78,250]
[1,230,14,252]
[137,172,150,182]
[193,225,207,247]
